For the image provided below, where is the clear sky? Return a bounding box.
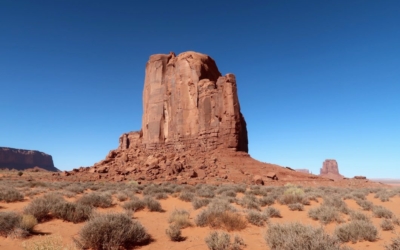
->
[1,1,399,178]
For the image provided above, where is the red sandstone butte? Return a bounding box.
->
[58,51,380,187]
[320,159,344,180]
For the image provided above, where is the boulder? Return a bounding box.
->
[266,172,278,180]
[253,175,264,185]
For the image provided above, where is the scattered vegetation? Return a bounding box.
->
[263,206,282,218]
[372,206,394,219]
[0,187,24,202]
[205,231,245,250]
[334,220,378,243]
[265,222,350,250]
[78,213,149,250]
[308,206,343,224]
[246,210,268,226]
[77,192,113,208]
[168,209,192,228]
[166,224,184,242]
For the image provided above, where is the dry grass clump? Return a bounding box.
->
[168,209,192,229]
[0,212,37,238]
[165,224,184,242]
[196,187,216,198]
[385,235,400,250]
[356,199,374,211]
[322,195,349,214]
[196,200,246,231]
[372,205,394,219]
[154,192,168,200]
[23,193,65,222]
[192,198,211,209]
[237,194,261,210]
[278,186,309,206]
[308,206,343,224]
[246,210,268,226]
[143,196,163,212]
[122,197,146,211]
[78,212,149,250]
[349,211,370,222]
[381,219,395,231]
[334,220,378,243]
[265,222,349,250]
[115,192,129,202]
[52,202,92,223]
[65,184,85,194]
[288,203,304,211]
[259,196,275,206]
[0,187,24,202]
[263,206,282,218]
[77,192,113,208]
[179,190,195,202]
[22,234,78,250]
[205,231,245,250]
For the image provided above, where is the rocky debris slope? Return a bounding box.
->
[320,159,344,180]
[0,147,58,172]
[56,52,376,187]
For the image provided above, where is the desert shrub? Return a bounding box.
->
[168,209,192,228]
[115,192,129,202]
[263,206,282,218]
[278,186,309,206]
[0,212,22,237]
[0,187,24,202]
[196,201,246,231]
[372,205,393,219]
[221,190,237,198]
[197,188,216,198]
[385,235,400,250]
[308,206,343,224]
[65,184,85,194]
[237,194,260,210]
[356,199,374,211]
[52,202,92,223]
[205,231,245,250]
[192,198,211,209]
[22,234,77,250]
[154,192,168,200]
[288,203,304,211]
[78,213,149,250]
[205,231,231,250]
[179,190,195,202]
[381,219,394,231]
[143,196,163,212]
[259,196,275,206]
[322,195,349,214]
[349,211,370,222]
[246,210,268,226]
[122,197,146,211]
[19,214,38,232]
[23,193,65,222]
[166,224,184,242]
[265,222,350,250]
[334,220,378,243]
[77,192,113,208]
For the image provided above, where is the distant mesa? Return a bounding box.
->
[319,159,344,180]
[0,147,58,172]
[295,169,310,174]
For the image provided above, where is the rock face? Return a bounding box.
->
[141,51,248,152]
[320,159,344,180]
[0,147,58,172]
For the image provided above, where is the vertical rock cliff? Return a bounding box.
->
[0,147,58,171]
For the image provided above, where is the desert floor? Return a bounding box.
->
[1,179,400,250]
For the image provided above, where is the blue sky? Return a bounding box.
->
[1,1,399,178]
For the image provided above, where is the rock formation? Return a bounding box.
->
[0,147,58,172]
[296,169,310,174]
[60,51,341,185]
[319,159,344,180]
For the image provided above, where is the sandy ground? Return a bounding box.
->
[1,191,400,250]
